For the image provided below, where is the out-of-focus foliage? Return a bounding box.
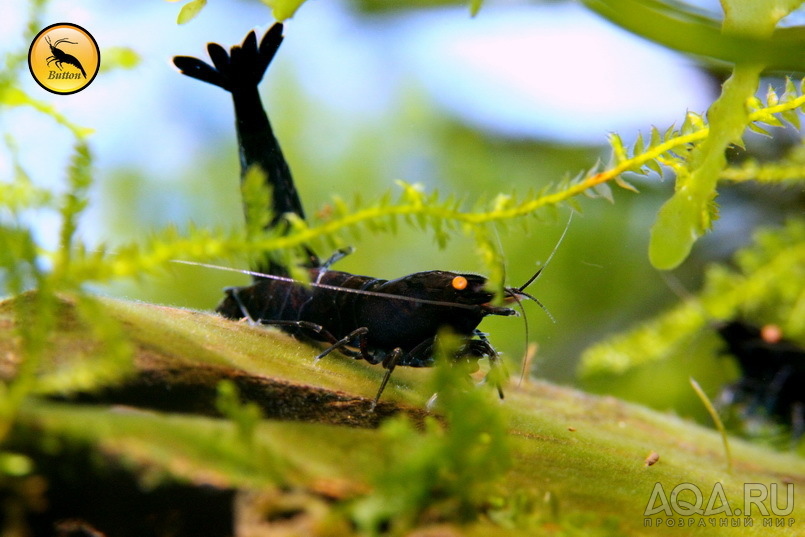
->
[583,0,805,70]
[172,0,208,25]
[99,46,141,72]
[579,219,805,429]
[352,336,510,534]
[580,219,805,376]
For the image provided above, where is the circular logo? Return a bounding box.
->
[28,23,100,95]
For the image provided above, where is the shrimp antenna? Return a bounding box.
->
[507,286,554,386]
[171,259,493,312]
[517,211,573,293]
[511,212,572,385]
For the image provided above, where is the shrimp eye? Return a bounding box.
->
[451,275,468,290]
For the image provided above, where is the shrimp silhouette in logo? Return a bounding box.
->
[45,35,86,78]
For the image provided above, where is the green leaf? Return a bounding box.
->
[582,0,805,70]
[783,109,801,129]
[608,133,627,164]
[765,84,780,107]
[747,122,773,136]
[177,0,207,25]
[649,126,662,147]
[469,0,483,17]
[260,0,308,21]
[646,157,664,177]
[591,181,614,203]
[649,190,701,270]
[631,132,645,157]
[99,47,141,72]
[613,176,639,193]
[784,77,798,100]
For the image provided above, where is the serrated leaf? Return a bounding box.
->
[781,109,801,129]
[747,123,772,137]
[566,197,582,212]
[415,213,426,230]
[631,166,649,176]
[765,84,779,107]
[435,229,449,249]
[387,213,398,235]
[758,114,784,128]
[348,223,362,242]
[646,158,664,177]
[784,77,797,100]
[649,126,662,148]
[333,197,349,217]
[609,133,627,163]
[632,132,645,156]
[592,182,614,203]
[378,191,391,208]
[688,112,706,130]
[492,194,512,212]
[585,159,602,179]
[614,176,639,193]
[680,113,694,134]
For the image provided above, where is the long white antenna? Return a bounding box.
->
[172,259,492,311]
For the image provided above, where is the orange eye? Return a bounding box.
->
[451,276,468,290]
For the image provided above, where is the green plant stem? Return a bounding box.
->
[648,0,801,270]
[690,377,733,473]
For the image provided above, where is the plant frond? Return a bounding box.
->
[0,86,93,139]
[578,218,805,379]
[720,159,805,183]
[599,75,805,269]
[602,78,805,182]
[55,141,93,280]
[1,136,54,216]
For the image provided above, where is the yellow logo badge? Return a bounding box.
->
[28,23,100,95]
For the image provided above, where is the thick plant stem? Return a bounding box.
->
[648,0,800,269]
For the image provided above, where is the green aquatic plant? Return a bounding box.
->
[3,0,805,534]
[579,219,805,380]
